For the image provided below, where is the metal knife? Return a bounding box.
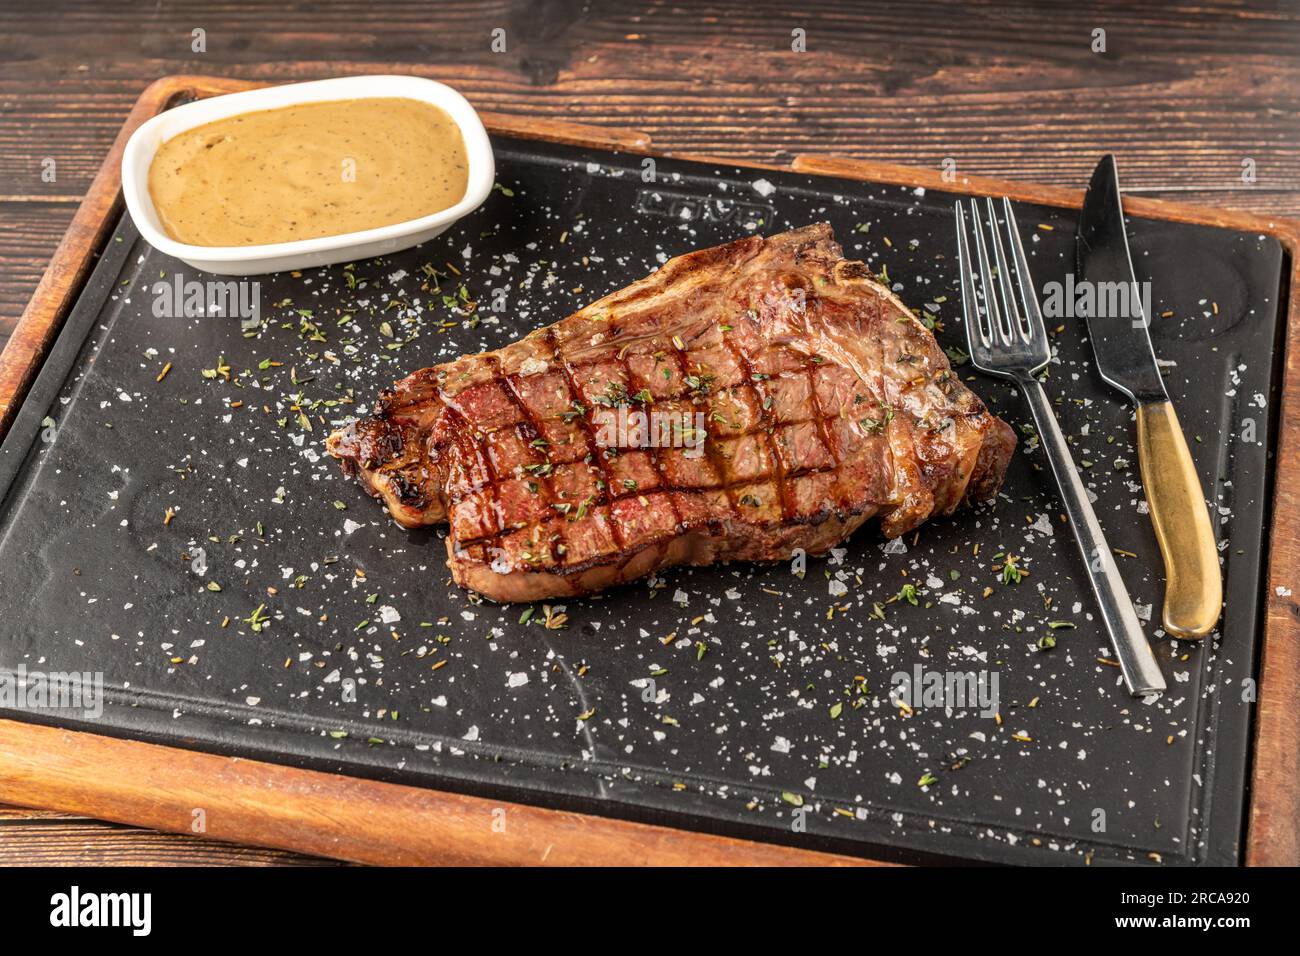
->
[1075,154,1222,638]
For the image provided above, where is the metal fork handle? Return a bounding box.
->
[1017,374,1167,696]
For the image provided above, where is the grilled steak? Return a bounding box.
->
[328,223,1015,602]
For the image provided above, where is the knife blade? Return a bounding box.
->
[1075,155,1167,404]
[1075,154,1222,638]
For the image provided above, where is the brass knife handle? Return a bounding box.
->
[1135,401,1222,638]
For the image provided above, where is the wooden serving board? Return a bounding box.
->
[0,75,1295,867]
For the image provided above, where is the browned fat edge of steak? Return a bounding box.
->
[327,223,1016,602]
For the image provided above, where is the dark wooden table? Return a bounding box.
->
[1,0,1297,866]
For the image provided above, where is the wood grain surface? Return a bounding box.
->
[0,807,345,866]
[0,0,1296,866]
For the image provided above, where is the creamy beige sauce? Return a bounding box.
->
[148,97,469,247]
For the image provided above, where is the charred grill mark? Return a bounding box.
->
[711,307,765,521]
[443,400,503,539]
[544,326,629,557]
[639,345,688,533]
[802,360,849,513]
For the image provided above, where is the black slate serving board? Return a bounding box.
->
[0,135,1285,865]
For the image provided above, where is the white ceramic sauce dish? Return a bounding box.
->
[121,75,495,276]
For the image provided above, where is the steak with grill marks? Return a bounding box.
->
[327,223,1016,602]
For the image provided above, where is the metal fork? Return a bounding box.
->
[955,197,1166,697]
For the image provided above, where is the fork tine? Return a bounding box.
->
[985,197,1024,344]
[968,199,1012,346]
[954,201,991,350]
[1001,197,1044,341]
